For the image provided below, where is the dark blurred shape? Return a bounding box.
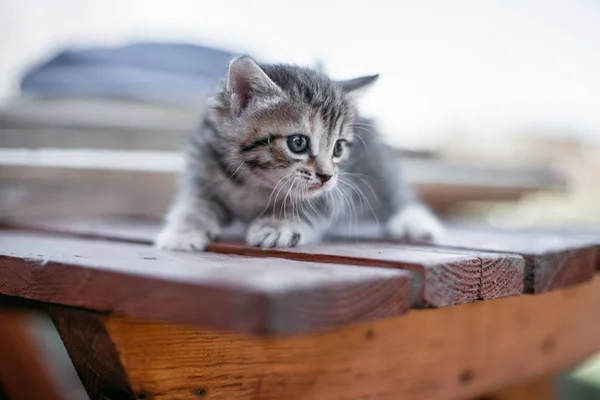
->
[20,42,236,105]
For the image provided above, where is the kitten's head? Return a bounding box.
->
[215,56,378,199]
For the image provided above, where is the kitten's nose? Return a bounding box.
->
[316,173,333,184]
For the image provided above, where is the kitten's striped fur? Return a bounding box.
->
[156,56,443,250]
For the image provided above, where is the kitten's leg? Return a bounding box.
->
[246,206,329,248]
[386,203,445,242]
[155,194,226,252]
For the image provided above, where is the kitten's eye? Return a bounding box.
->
[333,140,345,158]
[287,134,309,154]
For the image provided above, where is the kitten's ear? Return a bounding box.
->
[227,56,281,112]
[335,74,379,96]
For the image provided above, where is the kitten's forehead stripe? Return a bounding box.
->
[308,111,317,136]
[311,116,326,156]
[259,63,352,130]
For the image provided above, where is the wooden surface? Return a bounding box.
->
[0,218,527,307]
[8,216,597,296]
[47,305,135,400]
[209,242,524,307]
[1,219,598,399]
[98,274,600,400]
[438,228,599,293]
[1,217,597,333]
[0,231,411,334]
[462,224,600,273]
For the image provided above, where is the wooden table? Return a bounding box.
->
[0,217,599,400]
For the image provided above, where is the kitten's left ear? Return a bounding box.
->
[227,56,282,113]
[335,74,379,96]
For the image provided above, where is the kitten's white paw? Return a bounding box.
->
[386,204,445,242]
[155,227,213,252]
[246,219,304,248]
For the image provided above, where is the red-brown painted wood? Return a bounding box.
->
[438,228,598,293]
[382,246,525,301]
[0,218,528,305]
[208,242,524,307]
[6,217,596,296]
[495,226,600,272]
[0,231,411,334]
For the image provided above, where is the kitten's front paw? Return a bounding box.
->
[246,219,303,248]
[155,227,214,252]
[386,204,445,242]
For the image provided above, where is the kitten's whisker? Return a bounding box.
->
[305,196,320,223]
[271,175,293,225]
[338,178,379,225]
[207,159,247,196]
[354,135,367,149]
[336,185,355,239]
[277,177,294,223]
[340,172,380,202]
[280,180,296,222]
[349,123,382,143]
[258,173,292,219]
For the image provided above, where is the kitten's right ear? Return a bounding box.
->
[227,56,281,112]
[335,74,379,96]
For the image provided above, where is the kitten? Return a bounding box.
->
[155,56,444,251]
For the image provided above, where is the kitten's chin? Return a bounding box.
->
[299,183,335,199]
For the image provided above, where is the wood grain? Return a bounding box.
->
[387,246,525,301]
[486,226,600,273]
[209,242,521,307]
[437,228,598,293]
[46,305,135,400]
[103,274,600,400]
[0,231,411,334]
[1,218,526,306]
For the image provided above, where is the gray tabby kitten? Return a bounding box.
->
[156,56,443,251]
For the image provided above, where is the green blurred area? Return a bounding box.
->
[560,352,600,400]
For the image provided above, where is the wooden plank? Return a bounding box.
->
[0,181,172,219]
[447,223,600,273]
[0,231,411,334]
[47,304,135,400]
[0,150,565,218]
[494,226,600,273]
[0,216,160,244]
[384,246,525,301]
[102,274,600,400]
[437,228,598,293]
[209,242,524,307]
[10,215,594,297]
[0,218,525,307]
[0,127,188,151]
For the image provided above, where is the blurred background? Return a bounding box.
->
[1,0,599,227]
[0,1,599,399]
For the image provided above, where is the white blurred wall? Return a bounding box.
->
[1,0,599,148]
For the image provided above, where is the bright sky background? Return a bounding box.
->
[1,0,599,148]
